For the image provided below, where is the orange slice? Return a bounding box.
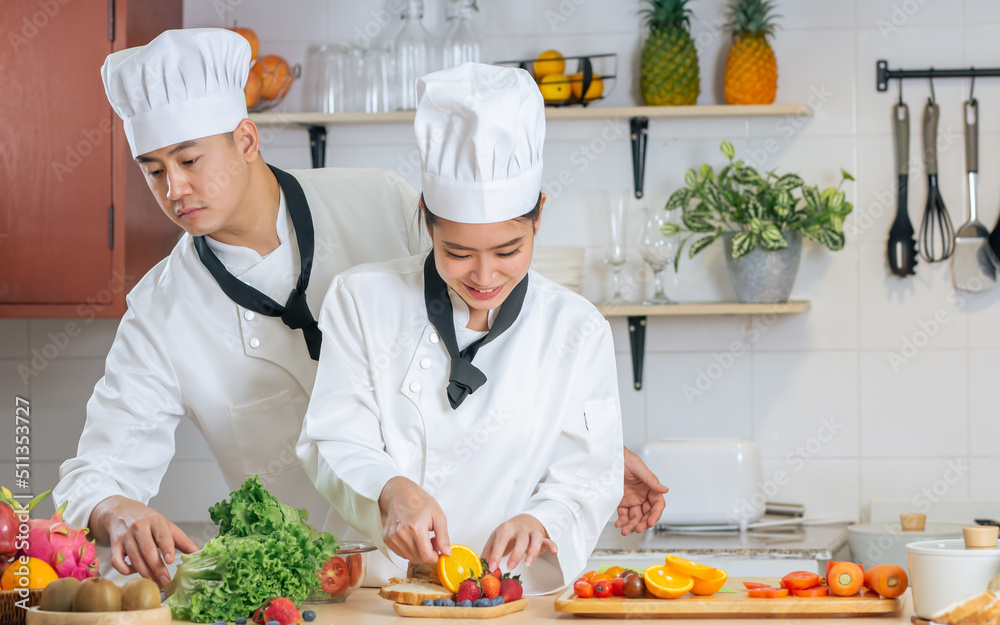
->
[665,554,719,580]
[690,567,728,595]
[643,565,694,599]
[436,544,483,593]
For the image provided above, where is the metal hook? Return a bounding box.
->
[970,69,977,104]
[898,77,904,106]
[928,72,936,104]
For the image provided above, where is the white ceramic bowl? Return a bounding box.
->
[847,522,964,571]
[906,538,1000,619]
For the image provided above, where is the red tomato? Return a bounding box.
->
[320,556,349,594]
[743,582,771,589]
[346,553,363,586]
[611,577,626,596]
[748,588,789,598]
[781,571,821,590]
[574,580,594,599]
[791,586,830,597]
[593,579,613,598]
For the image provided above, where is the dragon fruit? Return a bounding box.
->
[21,500,99,580]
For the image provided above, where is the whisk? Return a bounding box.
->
[919,96,955,262]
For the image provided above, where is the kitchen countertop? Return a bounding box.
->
[593,520,851,560]
[167,587,916,624]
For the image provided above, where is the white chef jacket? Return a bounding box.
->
[296,254,624,595]
[53,167,422,577]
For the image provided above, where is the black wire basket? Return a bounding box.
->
[494,53,617,107]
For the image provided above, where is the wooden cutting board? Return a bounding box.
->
[553,577,903,618]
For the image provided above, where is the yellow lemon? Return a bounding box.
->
[538,74,571,103]
[533,50,565,79]
[568,72,604,101]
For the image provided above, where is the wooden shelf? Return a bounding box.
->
[597,300,811,317]
[250,104,812,127]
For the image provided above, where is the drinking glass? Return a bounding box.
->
[361,45,391,113]
[315,44,348,113]
[395,0,431,109]
[638,206,679,305]
[603,191,629,306]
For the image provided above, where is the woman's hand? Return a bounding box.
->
[379,477,451,564]
[616,446,669,535]
[481,514,557,571]
[90,495,199,588]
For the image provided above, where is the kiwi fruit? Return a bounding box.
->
[72,576,121,612]
[39,577,81,612]
[121,577,161,610]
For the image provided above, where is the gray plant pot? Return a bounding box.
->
[722,230,802,303]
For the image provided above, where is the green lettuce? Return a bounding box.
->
[165,476,338,623]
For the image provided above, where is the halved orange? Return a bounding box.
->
[665,554,719,580]
[690,567,728,595]
[436,544,483,593]
[643,565,694,599]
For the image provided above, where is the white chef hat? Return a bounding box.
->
[102,28,250,158]
[415,62,545,224]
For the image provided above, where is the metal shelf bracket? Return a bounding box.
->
[627,315,647,390]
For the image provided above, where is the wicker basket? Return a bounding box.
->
[1,588,43,625]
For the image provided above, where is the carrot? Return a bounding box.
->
[863,564,908,599]
[824,560,863,584]
[827,562,864,596]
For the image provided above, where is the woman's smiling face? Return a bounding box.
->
[426,197,543,330]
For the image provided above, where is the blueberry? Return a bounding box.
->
[433,598,446,606]
[474,598,490,607]
[458,600,473,607]
[266,621,280,625]
[213,621,225,625]
[493,597,505,605]
[302,610,316,622]
[236,618,247,625]
[422,599,435,606]
[441,599,455,607]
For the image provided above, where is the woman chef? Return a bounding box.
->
[297,63,623,593]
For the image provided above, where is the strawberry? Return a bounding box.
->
[499,575,523,603]
[481,557,501,580]
[479,573,501,599]
[456,578,482,603]
[264,597,301,625]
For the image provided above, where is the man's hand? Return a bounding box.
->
[379,477,450,564]
[89,496,199,588]
[616,446,669,535]
[481,514,557,572]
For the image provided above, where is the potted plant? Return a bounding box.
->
[661,141,854,303]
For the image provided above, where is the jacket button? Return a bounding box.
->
[409,382,421,393]
[249,338,260,349]
[419,358,431,369]
[244,310,255,321]
[429,334,439,344]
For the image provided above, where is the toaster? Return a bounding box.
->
[640,438,765,528]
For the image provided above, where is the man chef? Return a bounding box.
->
[51,28,667,589]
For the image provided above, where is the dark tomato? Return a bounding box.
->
[593,579,612,598]
[320,556,349,594]
[574,580,594,599]
[623,575,645,599]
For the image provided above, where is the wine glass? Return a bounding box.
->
[638,206,679,305]
[603,191,629,306]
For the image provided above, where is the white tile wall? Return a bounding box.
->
[3,0,999,524]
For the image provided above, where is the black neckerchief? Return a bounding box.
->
[193,165,321,360]
[423,252,529,409]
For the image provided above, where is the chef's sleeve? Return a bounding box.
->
[521,316,624,592]
[52,298,186,532]
[296,273,400,555]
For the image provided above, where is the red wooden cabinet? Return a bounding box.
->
[0,0,182,318]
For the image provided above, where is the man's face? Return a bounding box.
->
[135,133,250,238]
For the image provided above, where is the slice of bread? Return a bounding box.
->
[378,577,453,605]
[957,595,1000,625]
[407,561,443,585]
[932,591,996,625]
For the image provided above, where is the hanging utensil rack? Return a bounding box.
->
[876,60,1000,92]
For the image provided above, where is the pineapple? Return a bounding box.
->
[724,0,780,105]
[639,0,700,106]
